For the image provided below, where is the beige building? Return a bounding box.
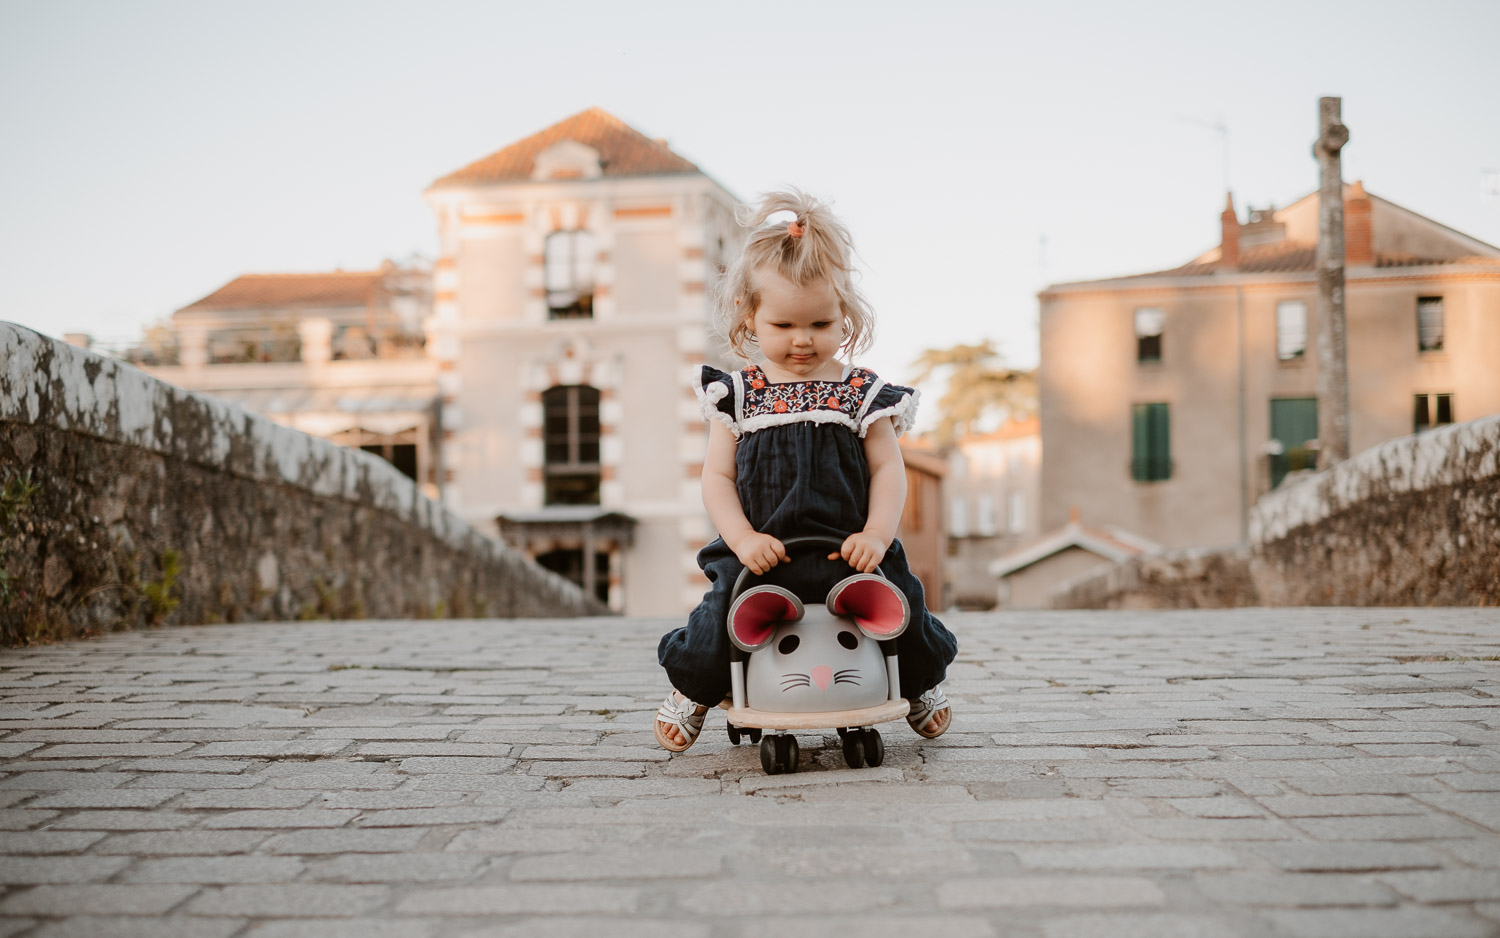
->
[942,418,1042,609]
[422,108,741,615]
[143,262,443,497]
[1040,182,1500,553]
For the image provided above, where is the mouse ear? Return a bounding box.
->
[826,574,909,639]
[727,585,804,652]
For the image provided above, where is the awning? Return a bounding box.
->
[496,507,638,548]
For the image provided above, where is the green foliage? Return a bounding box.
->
[908,341,1037,445]
[141,549,182,624]
[0,472,40,528]
[0,471,41,607]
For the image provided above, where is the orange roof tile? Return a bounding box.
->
[177,271,384,313]
[431,107,700,188]
[1107,241,1459,283]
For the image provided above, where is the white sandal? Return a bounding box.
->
[906,685,952,739]
[653,691,708,752]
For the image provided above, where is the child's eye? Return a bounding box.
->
[812,321,834,329]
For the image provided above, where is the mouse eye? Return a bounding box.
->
[777,635,800,655]
[838,631,859,650]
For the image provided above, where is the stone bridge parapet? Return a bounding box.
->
[1051,413,1500,609]
[0,323,607,643]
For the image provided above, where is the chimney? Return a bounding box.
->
[1345,180,1373,267]
[1219,193,1240,270]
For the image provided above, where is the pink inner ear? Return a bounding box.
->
[729,588,800,650]
[829,577,908,636]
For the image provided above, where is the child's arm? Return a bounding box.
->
[702,419,789,574]
[833,415,906,573]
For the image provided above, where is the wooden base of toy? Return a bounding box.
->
[719,698,909,731]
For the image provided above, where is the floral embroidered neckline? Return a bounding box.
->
[744,365,867,390]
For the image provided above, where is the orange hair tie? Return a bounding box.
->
[787,220,806,238]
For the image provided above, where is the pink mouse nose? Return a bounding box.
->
[811,665,833,691]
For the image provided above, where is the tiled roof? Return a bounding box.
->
[1112,241,1468,283]
[177,271,384,313]
[431,107,700,188]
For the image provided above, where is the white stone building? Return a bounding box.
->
[423,108,741,615]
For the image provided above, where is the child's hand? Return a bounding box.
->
[732,532,790,575]
[830,532,888,573]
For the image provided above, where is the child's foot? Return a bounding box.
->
[906,686,952,739]
[654,690,708,751]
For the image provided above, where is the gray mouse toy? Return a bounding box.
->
[726,573,909,714]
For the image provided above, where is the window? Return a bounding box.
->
[948,497,968,538]
[545,230,597,319]
[977,494,997,537]
[1414,393,1455,433]
[1130,403,1171,482]
[1276,300,1307,360]
[1007,493,1026,535]
[542,385,601,505]
[1269,398,1318,489]
[1417,296,1444,351]
[340,427,421,482]
[536,549,610,603]
[1135,308,1164,363]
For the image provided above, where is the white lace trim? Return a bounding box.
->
[739,409,861,436]
[693,368,739,436]
[859,387,921,438]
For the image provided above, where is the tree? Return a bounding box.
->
[908,340,1036,445]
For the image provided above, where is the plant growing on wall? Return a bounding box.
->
[0,472,41,607]
[141,549,182,624]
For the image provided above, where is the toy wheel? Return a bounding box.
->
[726,723,741,745]
[760,736,779,774]
[862,728,884,767]
[836,727,849,739]
[778,735,800,774]
[842,730,865,768]
[748,728,762,743]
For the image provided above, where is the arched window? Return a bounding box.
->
[542,385,601,505]
[544,230,597,319]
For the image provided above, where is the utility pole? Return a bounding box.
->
[1314,97,1350,467]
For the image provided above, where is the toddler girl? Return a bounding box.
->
[655,190,957,751]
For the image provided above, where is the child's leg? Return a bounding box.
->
[657,542,741,709]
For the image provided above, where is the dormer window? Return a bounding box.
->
[545,230,597,320]
[532,141,603,181]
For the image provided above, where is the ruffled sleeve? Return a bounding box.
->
[857,375,920,438]
[693,364,739,436]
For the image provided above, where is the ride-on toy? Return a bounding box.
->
[720,535,911,775]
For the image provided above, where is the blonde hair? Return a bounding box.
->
[716,189,875,361]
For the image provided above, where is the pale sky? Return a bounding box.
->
[2,0,1497,384]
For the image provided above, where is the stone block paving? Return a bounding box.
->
[0,608,1497,936]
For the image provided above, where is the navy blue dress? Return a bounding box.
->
[657,363,958,706]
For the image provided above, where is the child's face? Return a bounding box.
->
[750,267,843,379]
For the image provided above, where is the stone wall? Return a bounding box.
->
[1049,546,1257,610]
[0,323,609,644]
[1049,414,1500,609]
[1248,413,1500,606]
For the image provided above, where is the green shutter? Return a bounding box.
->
[1131,403,1170,482]
[1269,397,1319,489]
[1150,403,1170,481]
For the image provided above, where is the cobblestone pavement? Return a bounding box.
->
[0,609,1498,937]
